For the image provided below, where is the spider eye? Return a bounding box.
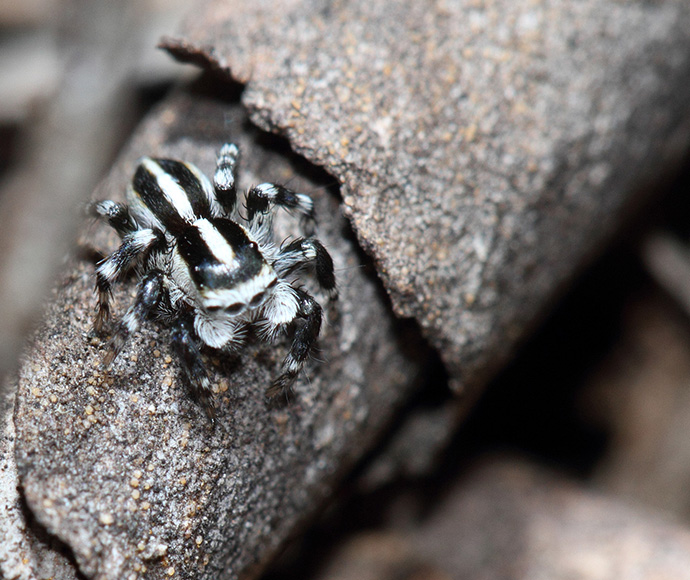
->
[249,291,265,307]
[225,303,244,314]
[206,305,222,312]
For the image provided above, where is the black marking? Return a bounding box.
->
[89,200,137,236]
[176,219,265,291]
[246,183,315,222]
[249,291,265,307]
[132,164,186,233]
[156,159,211,217]
[312,239,336,292]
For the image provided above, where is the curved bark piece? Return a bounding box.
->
[163,0,690,393]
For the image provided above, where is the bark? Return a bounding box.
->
[163,0,690,393]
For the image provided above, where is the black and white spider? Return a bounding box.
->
[89,143,336,418]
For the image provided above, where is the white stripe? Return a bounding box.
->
[129,229,158,249]
[200,264,276,309]
[142,158,196,222]
[194,218,237,266]
[97,257,120,282]
[184,161,219,216]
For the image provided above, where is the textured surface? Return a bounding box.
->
[164,0,690,392]
[0,388,81,580]
[12,88,422,580]
[10,1,690,578]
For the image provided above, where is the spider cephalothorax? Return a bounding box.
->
[89,143,336,418]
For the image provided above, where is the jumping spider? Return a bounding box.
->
[89,143,336,418]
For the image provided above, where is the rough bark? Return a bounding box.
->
[163,0,690,393]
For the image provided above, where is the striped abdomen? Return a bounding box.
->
[127,157,220,234]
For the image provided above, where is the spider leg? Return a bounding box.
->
[88,200,137,237]
[103,268,167,367]
[171,315,217,422]
[264,286,323,399]
[274,237,337,300]
[246,183,316,244]
[213,142,240,218]
[93,229,164,333]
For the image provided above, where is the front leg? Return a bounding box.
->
[265,286,323,399]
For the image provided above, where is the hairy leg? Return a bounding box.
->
[246,183,316,245]
[88,200,137,236]
[263,286,323,399]
[274,237,337,300]
[103,268,167,367]
[93,229,164,333]
[213,143,240,218]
